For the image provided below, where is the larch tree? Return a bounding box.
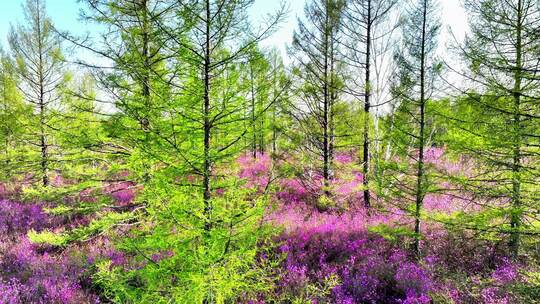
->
[246,48,271,158]
[391,0,441,256]
[73,0,172,184]
[267,48,290,156]
[451,0,540,259]
[341,0,399,208]
[48,1,289,301]
[289,0,346,197]
[246,48,291,158]
[157,0,286,232]
[8,0,67,187]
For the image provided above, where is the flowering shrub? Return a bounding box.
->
[0,147,535,304]
[274,225,435,303]
[334,152,355,165]
[276,178,313,205]
[102,181,138,205]
[0,238,99,304]
[237,153,272,192]
[276,172,365,210]
[251,147,537,303]
[0,199,101,303]
[491,260,518,284]
[0,200,52,235]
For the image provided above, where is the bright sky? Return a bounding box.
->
[0,0,468,62]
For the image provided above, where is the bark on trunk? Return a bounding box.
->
[363,0,372,208]
[509,0,523,259]
[37,7,48,187]
[322,5,331,197]
[203,0,212,232]
[413,0,428,257]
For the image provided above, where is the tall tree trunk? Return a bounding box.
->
[322,6,330,197]
[141,0,151,182]
[329,34,336,167]
[203,0,212,232]
[272,76,277,155]
[250,62,257,159]
[363,0,372,208]
[37,7,48,187]
[509,0,523,259]
[258,93,265,155]
[272,106,277,154]
[413,0,428,257]
[39,104,48,187]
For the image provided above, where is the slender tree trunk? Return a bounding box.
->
[141,0,151,182]
[259,94,265,155]
[509,0,523,259]
[250,62,257,159]
[363,0,372,208]
[39,103,48,187]
[329,36,336,168]
[322,7,330,197]
[203,0,212,232]
[413,0,428,257]
[142,0,150,117]
[272,106,277,154]
[271,72,277,155]
[37,8,48,187]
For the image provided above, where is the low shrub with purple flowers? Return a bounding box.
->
[0,150,538,303]
[275,227,434,303]
[254,150,539,303]
[0,179,140,303]
[0,199,101,303]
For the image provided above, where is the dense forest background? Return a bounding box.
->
[0,0,539,303]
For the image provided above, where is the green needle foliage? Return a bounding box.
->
[448,0,540,259]
[0,0,538,303]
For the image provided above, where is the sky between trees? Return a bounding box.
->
[0,0,468,64]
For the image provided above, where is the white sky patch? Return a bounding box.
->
[251,0,470,64]
[0,0,471,113]
[0,0,470,67]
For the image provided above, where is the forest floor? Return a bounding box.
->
[0,150,538,303]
